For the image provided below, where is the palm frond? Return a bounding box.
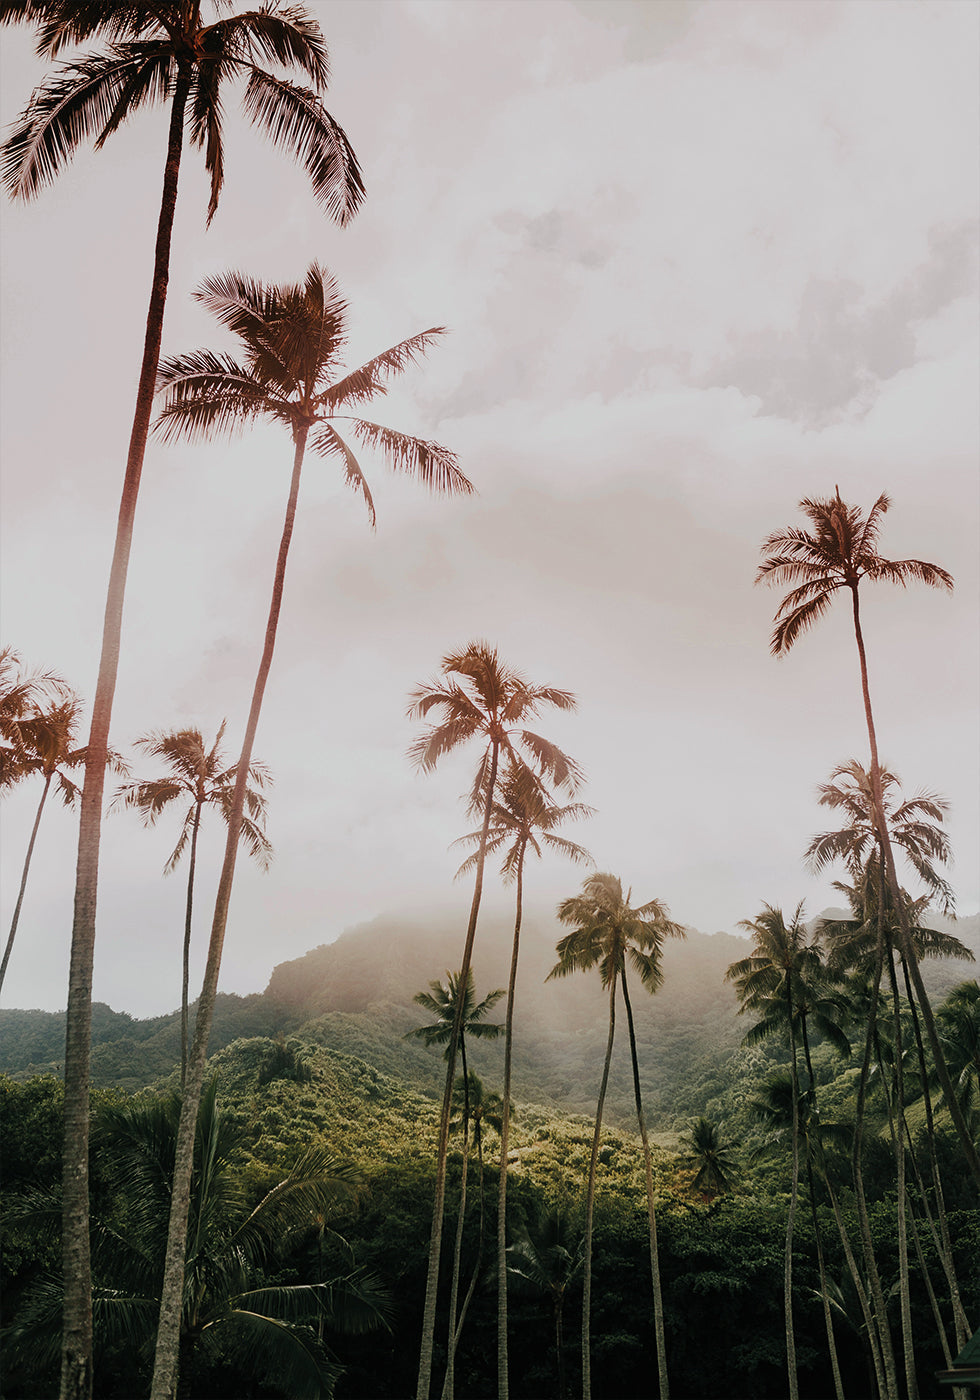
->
[241,68,364,224]
[346,418,472,497]
[317,328,447,409]
[311,423,376,526]
[2,45,166,198]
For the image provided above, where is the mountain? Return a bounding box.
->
[2,906,976,1127]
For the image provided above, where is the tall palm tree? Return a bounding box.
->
[453,763,592,1400]
[408,972,503,1400]
[5,1078,392,1398]
[756,491,977,1183]
[110,724,271,1086]
[2,10,362,1393]
[548,872,684,1400]
[812,764,971,1376]
[727,903,852,1400]
[407,642,581,1400]
[0,698,125,995]
[151,265,468,1400]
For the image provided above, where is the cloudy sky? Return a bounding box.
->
[1,0,977,1019]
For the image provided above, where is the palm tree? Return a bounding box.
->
[1,698,125,995]
[727,903,853,1400]
[151,265,468,1400]
[2,10,362,1392]
[0,647,71,788]
[756,491,977,1183]
[678,1118,740,1200]
[407,973,503,1400]
[507,1207,584,1400]
[813,765,972,1377]
[407,642,581,1400]
[110,724,271,1086]
[454,763,592,1400]
[548,872,684,1400]
[5,1078,392,1398]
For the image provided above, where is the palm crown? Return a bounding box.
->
[155,264,470,515]
[549,872,685,993]
[453,764,593,883]
[727,903,850,1058]
[2,1,364,224]
[756,489,953,657]
[111,723,271,873]
[804,759,954,915]
[407,970,504,1062]
[408,642,581,812]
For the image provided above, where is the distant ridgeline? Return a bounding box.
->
[1,908,976,1126]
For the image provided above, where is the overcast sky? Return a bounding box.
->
[1,0,977,1019]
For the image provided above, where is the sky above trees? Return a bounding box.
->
[1,0,977,1017]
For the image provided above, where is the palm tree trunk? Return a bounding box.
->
[441,1118,469,1400]
[851,860,899,1400]
[883,945,917,1400]
[442,1039,471,1400]
[785,1015,801,1400]
[497,839,526,1400]
[0,770,52,992]
[450,1120,488,1380]
[180,805,202,1089]
[150,421,310,1400]
[61,67,192,1400]
[804,1150,846,1400]
[798,1020,845,1400]
[900,961,970,1344]
[582,975,617,1400]
[619,963,669,1400]
[416,740,500,1400]
[848,585,980,1185]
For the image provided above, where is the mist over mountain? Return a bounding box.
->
[2,906,976,1126]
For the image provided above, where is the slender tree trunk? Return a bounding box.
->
[799,1022,845,1400]
[555,1293,567,1400]
[785,1014,801,1400]
[900,961,970,1343]
[582,975,617,1400]
[884,946,917,1400]
[442,1040,471,1400]
[848,585,980,1185]
[416,740,500,1400]
[150,421,310,1400]
[908,1197,954,1372]
[497,840,526,1400]
[0,771,52,993]
[61,70,191,1400]
[824,1169,887,1400]
[851,859,899,1400]
[619,963,669,1400]
[180,805,202,1089]
[449,1120,488,1379]
[805,1151,846,1400]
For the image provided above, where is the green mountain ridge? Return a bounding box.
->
[2,907,976,1126]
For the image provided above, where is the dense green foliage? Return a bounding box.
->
[3,934,978,1398]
